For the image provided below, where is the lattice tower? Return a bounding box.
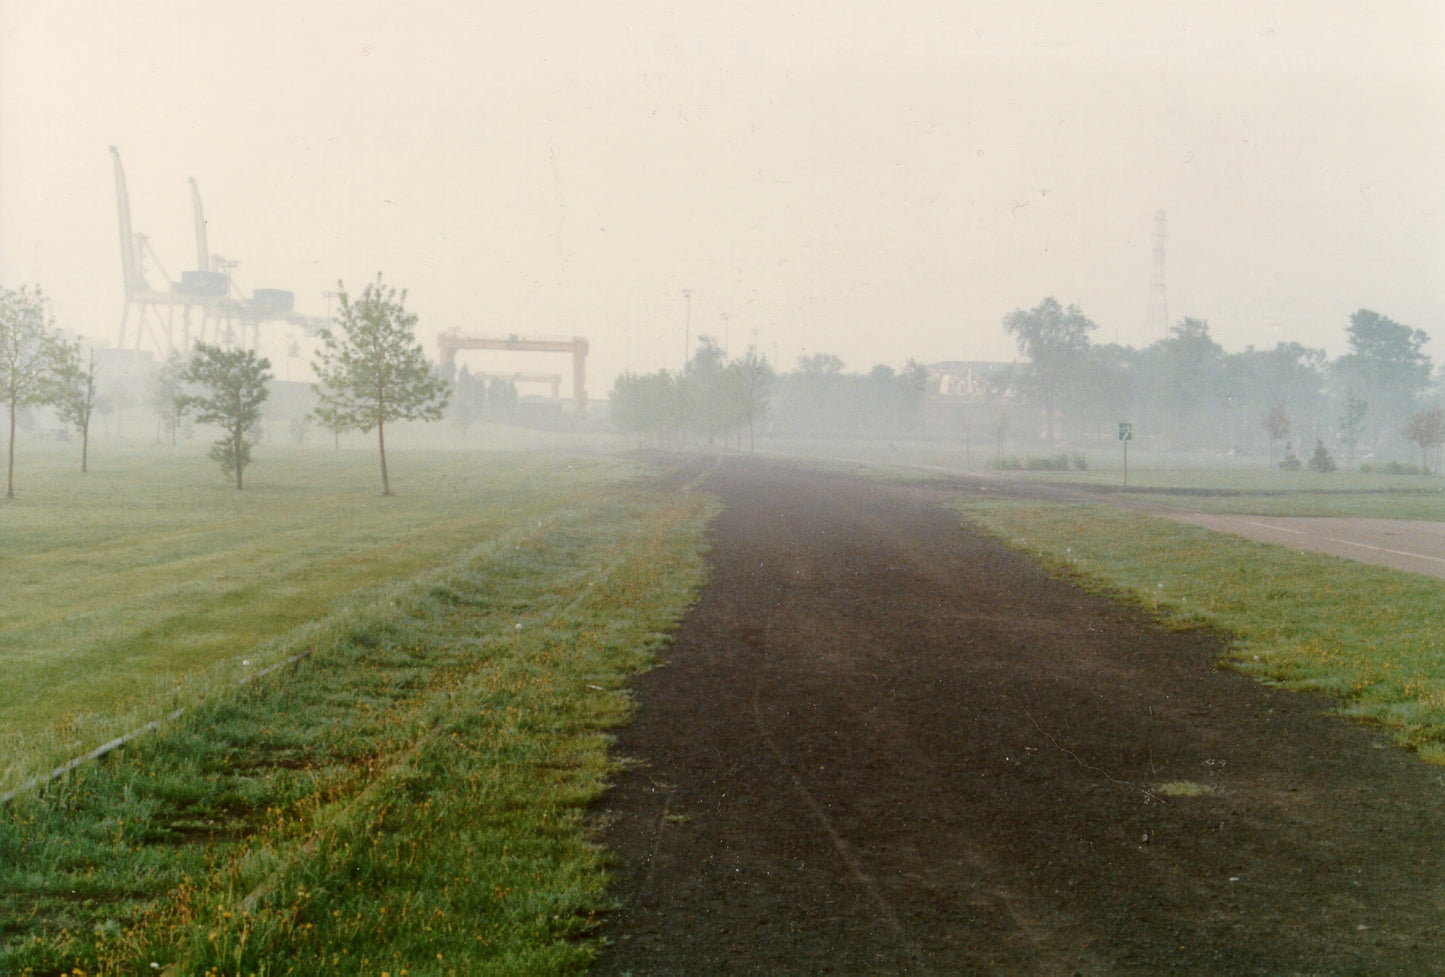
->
[1145,210,1169,341]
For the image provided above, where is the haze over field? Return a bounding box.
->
[1,1,1441,390]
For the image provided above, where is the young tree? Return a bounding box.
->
[1337,396,1369,470]
[1262,403,1292,466]
[148,351,186,444]
[312,274,450,496]
[0,284,69,499]
[1402,406,1444,475]
[1002,297,1096,443]
[54,341,98,473]
[731,347,774,451]
[179,342,273,489]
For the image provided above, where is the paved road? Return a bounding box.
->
[904,461,1445,582]
[1160,513,1445,580]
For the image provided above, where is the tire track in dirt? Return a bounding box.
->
[591,457,1445,975]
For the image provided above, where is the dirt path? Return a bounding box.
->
[590,458,1445,975]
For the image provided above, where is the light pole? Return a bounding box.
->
[681,289,692,372]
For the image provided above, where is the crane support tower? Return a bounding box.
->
[110,146,327,357]
[1145,209,1169,340]
[437,332,588,414]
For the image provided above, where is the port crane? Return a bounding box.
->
[111,146,326,356]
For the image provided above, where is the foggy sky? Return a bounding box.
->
[1,1,1441,392]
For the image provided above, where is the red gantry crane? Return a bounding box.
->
[437,332,589,414]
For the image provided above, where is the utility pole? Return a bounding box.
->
[682,289,692,372]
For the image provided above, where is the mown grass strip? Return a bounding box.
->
[955,500,1445,763]
[0,446,638,795]
[0,473,716,976]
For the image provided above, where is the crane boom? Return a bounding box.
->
[110,146,143,294]
[189,177,210,272]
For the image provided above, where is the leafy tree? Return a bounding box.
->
[777,353,848,433]
[148,351,186,444]
[685,336,731,444]
[0,284,69,499]
[179,342,273,490]
[730,347,774,450]
[449,365,481,434]
[1148,318,1226,450]
[1262,404,1292,466]
[1333,309,1432,448]
[312,274,451,496]
[54,342,98,473]
[1071,343,1134,443]
[1002,297,1096,443]
[486,377,518,420]
[1227,342,1326,454]
[610,369,685,446]
[1402,406,1445,475]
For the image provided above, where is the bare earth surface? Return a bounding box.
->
[590,457,1445,976]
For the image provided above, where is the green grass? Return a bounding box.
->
[1006,463,1445,519]
[1122,486,1445,519]
[754,435,1445,519]
[957,500,1445,761]
[0,442,717,975]
[0,442,649,793]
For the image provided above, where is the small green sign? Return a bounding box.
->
[1118,422,1133,442]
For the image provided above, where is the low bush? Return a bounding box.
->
[1360,461,1425,475]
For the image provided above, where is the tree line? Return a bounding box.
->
[610,337,932,448]
[610,337,775,449]
[1001,298,1443,471]
[0,274,448,498]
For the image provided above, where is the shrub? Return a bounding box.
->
[1306,440,1336,473]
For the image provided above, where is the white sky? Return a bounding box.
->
[2,1,1442,391]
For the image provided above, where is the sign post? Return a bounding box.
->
[1118,421,1133,486]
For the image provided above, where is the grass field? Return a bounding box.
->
[957,499,1445,763]
[8,433,1445,972]
[756,435,1445,519]
[0,441,642,792]
[0,440,715,975]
